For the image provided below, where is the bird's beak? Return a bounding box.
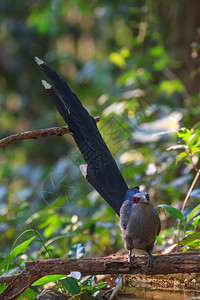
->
[140,195,148,204]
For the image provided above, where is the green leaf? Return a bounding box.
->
[60,277,81,295]
[109,52,126,68]
[11,229,36,249]
[0,237,35,271]
[177,151,188,162]
[190,144,200,154]
[0,285,4,293]
[149,45,164,57]
[32,274,66,286]
[194,122,200,131]
[182,232,200,245]
[159,79,185,96]
[188,133,198,147]
[192,216,200,227]
[186,204,200,223]
[97,281,107,289]
[16,287,38,300]
[178,127,191,143]
[154,55,169,71]
[156,235,163,245]
[157,204,184,223]
[120,48,130,58]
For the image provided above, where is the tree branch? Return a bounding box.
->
[0,116,100,149]
[0,274,18,284]
[0,252,200,300]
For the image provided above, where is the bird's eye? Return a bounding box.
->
[132,196,138,203]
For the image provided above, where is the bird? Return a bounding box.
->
[35,57,161,269]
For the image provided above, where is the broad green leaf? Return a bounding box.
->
[32,274,66,286]
[192,216,200,227]
[185,241,200,250]
[191,143,200,154]
[177,151,188,162]
[12,229,43,250]
[182,232,200,245]
[157,204,184,223]
[178,127,191,142]
[188,133,198,147]
[186,204,200,223]
[0,237,35,271]
[61,277,81,295]
[16,287,38,300]
[156,236,163,245]
[0,285,4,293]
[43,215,62,238]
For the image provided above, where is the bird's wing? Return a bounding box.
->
[151,205,161,235]
[119,200,132,229]
[35,57,128,215]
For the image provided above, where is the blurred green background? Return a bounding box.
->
[0,0,200,263]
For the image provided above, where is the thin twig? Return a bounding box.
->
[176,168,200,251]
[181,168,200,213]
[0,116,100,149]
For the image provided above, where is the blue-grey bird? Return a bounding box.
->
[120,190,160,268]
[35,57,161,268]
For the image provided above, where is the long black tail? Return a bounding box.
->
[35,57,128,215]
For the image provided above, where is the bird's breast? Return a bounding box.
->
[126,203,159,244]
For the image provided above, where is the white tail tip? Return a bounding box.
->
[42,80,52,89]
[35,56,44,65]
[80,164,88,178]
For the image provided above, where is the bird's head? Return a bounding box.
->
[132,192,150,204]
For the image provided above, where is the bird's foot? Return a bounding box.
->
[145,251,153,270]
[128,249,134,268]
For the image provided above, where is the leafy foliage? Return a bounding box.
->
[0,0,200,298]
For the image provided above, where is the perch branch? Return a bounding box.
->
[0,116,100,149]
[0,274,18,284]
[0,252,200,300]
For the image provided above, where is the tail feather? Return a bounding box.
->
[36,57,93,133]
[36,57,128,215]
[41,80,71,122]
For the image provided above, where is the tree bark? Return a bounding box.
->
[0,252,200,300]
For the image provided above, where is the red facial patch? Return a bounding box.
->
[132,196,140,203]
[132,193,150,203]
